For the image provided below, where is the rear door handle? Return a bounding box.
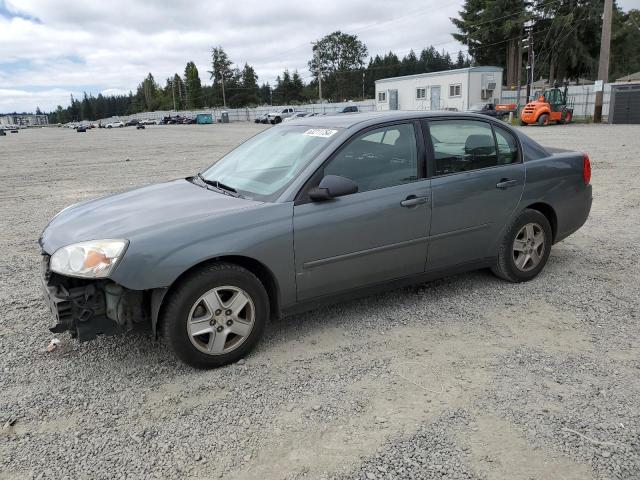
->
[496,179,518,189]
[400,196,428,207]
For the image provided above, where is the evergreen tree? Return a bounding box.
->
[452,0,528,86]
[184,61,203,109]
[208,46,233,107]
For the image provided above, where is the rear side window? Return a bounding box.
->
[324,123,418,192]
[428,120,498,175]
[494,126,520,164]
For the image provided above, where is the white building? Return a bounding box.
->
[375,66,503,112]
[0,114,49,127]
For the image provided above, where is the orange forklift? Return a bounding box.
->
[520,82,573,126]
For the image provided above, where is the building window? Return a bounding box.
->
[378,91,387,102]
[449,84,462,97]
[416,87,427,99]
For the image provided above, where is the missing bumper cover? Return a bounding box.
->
[41,256,147,341]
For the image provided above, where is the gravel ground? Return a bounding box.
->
[1,123,639,480]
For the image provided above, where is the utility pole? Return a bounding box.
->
[221,74,227,108]
[172,80,176,111]
[594,0,613,123]
[362,71,365,100]
[525,27,534,102]
[313,43,322,102]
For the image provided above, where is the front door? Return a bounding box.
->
[293,122,431,300]
[430,86,441,110]
[389,90,399,110]
[424,119,525,270]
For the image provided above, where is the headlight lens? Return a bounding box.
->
[50,239,128,278]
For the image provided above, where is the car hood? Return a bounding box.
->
[40,179,262,254]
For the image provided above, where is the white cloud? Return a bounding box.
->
[1,0,465,112]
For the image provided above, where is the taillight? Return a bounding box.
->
[583,153,591,185]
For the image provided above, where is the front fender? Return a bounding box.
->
[109,203,296,307]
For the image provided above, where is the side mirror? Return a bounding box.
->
[309,175,358,201]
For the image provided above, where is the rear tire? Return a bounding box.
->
[537,114,549,126]
[491,209,552,283]
[563,111,572,124]
[161,262,269,368]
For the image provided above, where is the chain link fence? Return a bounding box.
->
[97,100,377,124]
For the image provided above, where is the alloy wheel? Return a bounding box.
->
[187,286,255,355]
[512,222,545,272]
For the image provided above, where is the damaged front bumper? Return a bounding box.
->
[40,254,149,341]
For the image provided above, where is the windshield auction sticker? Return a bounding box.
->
[303,128,338,138]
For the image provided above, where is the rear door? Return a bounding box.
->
[424,118,525,270]
[293,121,431,300]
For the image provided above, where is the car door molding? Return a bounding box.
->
[428,222,492,240]
[302,235,429,270]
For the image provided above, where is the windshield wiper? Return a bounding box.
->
[196,173,242,198]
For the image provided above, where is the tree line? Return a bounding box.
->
[49,37,469,123]
[47,1,639,122]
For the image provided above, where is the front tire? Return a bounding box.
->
[492,209,552,283]
[161,263,269,368]
[537,114,549,126]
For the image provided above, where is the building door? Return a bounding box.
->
[389,90,398,110]
[610,84,640,124]
[430,86,441,110]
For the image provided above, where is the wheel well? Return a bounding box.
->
[525,202,557,242]
[155,256,281,334]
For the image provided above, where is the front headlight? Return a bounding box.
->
[50,239,128,278]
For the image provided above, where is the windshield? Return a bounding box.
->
[201,125,339,200]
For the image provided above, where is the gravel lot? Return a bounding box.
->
[1,122,639,480]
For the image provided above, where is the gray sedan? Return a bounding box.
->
[40,112,592,368]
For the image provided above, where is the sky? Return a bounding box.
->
[0,0,636,113]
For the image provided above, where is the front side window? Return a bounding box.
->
[324,123,418,192]
[428,120,497,175]
[202,126,338,200]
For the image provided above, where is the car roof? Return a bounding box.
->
[285,110,505,129]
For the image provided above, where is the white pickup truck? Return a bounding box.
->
[267,107,305,124]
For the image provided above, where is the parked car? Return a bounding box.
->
[76,125,87,133]
[106,121,124,128]
[254,113,269,124]
[39,112,592,368]
[267,107,304,124]
[283,112,309,122]
[125,119,139,127]
[0,129,5,136]
[337,105,359,113]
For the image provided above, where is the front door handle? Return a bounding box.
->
[496,179,518,189]
[400,196,428,207]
